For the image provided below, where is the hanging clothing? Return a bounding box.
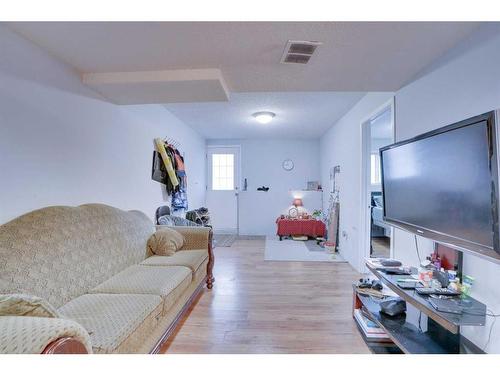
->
[171,181,188,212]
[173,148,185,172]
[170,146,188,212]
[154,138,179,188]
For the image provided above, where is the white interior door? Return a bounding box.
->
[206,146,240,234]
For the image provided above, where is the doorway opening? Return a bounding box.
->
[361,99,395,259]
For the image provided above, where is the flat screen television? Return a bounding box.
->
[380,111,500,263]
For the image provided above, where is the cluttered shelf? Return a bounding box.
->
[354,286,462,354]
[365,261,486,334]
[352,258,486,354]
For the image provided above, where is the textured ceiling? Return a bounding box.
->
[8,22,481,92]
[5,22,483,140]
[165,92,365,139]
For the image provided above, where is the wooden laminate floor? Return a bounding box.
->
[160,237,371,353]
[371,237,391,258]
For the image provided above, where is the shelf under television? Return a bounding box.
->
[366,263,486,334]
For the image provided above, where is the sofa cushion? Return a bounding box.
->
[91,265,192,313]
[140,250,208,272]
[58,294,162,353]
[147,228,184,256]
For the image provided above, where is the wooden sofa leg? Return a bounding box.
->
[207,230,215,289]
[42,337,89,354]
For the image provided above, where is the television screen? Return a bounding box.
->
[380,111,500,260]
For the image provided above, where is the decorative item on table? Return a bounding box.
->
[312,209,322,220]
[307,181,320,190]
[289,198,303,219]
[288,206,299,219]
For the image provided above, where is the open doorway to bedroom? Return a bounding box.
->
[361,99,395,259]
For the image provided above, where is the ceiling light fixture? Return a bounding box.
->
[252,111,276,124]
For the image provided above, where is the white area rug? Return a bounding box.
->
[264,237,346,262]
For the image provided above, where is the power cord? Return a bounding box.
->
[459,309,499,352]
[461,310,500,317]
[413,233,497,351]
[484,309,497,352]
[414,234,422,264]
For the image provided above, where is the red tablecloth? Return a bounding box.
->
[276,218,326,238]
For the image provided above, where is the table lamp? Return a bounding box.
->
[292,198,303,207]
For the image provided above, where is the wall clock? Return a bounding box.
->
[282,159,294,171]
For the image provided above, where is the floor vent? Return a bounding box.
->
[281,40,322,64]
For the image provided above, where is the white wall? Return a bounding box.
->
[0,25,206,224]
[394,23,500,353]
[207,139,321,235]
[320,93,394,271]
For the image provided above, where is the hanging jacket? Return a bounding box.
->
[154,138,179,188]
[170,146,188,211]
[173,148,185,173]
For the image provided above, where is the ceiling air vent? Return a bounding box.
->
[281,40,322,64]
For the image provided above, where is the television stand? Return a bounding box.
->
[352,262,486,354]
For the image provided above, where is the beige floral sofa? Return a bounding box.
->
[0,204,214,354]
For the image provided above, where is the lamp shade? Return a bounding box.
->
[292,198,303,207]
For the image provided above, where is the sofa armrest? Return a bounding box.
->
[156,225,212,250]
[155,225,215,289]
[0,316,92,354]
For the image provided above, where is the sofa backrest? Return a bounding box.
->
[0,204,155,308]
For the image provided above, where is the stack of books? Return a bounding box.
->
[353,308,391,342]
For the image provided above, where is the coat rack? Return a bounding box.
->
[164,137,181,149]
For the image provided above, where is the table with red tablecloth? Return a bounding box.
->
[276,218,326,240]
